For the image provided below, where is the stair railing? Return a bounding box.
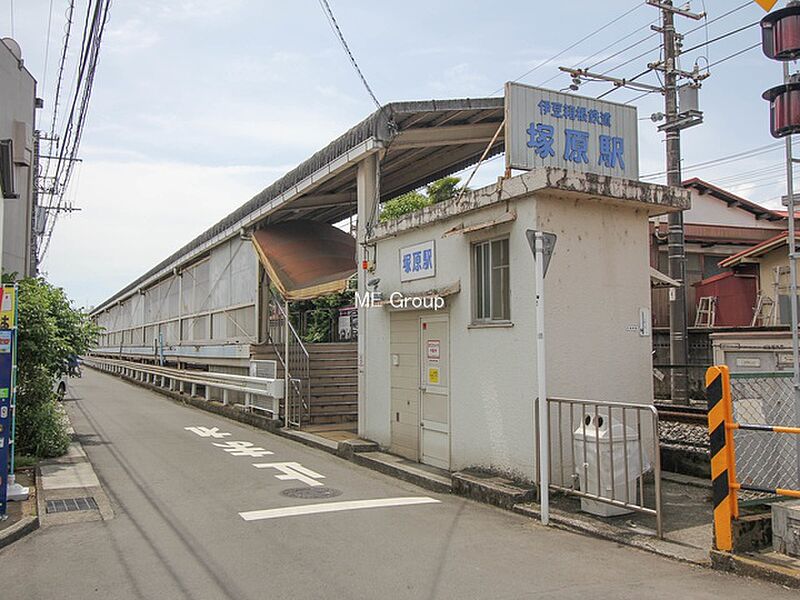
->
[265,287,310,427]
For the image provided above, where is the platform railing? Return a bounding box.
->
[543,396,663,538]
[84,356,285,417]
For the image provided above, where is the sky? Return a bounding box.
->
[1,0,791,308]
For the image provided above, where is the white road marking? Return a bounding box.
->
[239,497,441,521]
[213,441,274,457]
[252,461,325,486]
[184,426,230,438]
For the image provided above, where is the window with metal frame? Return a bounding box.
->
[472,237,510,322]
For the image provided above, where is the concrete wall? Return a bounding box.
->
[0,39,36,278]
[364,179,657,481]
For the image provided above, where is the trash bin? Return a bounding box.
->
[572,412,649,517]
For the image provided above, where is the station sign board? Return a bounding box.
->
[505,82,639,179]
[400,240,435,282]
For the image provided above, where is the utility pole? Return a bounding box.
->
[560,0,705,405]
[661,1,690,405]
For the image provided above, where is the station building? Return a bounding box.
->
[91,85,689,480]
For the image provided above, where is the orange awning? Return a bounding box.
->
[251,221,356,300]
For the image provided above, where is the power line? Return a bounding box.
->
[489,1,647,95]
[40,0,112,261]
[679,20,758,56]
[317,0,381,110]
[640,143,783,179]
[706,42,760,68]
[539,18,660,87]
[41,0,56,96]
[594,1,754,80]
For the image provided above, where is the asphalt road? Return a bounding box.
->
[0,369,794,600]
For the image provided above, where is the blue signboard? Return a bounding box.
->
[0,329,13,516]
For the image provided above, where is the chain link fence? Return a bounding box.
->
[730,373,800,497]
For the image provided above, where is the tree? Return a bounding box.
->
[4,276,100,457]
[379,177,466,223]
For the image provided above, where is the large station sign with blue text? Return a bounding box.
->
[505,82,639,179]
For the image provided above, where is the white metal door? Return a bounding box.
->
[419,315,449,469]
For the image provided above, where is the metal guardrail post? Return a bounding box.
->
[705,365,739,552]
[546,397,663,537]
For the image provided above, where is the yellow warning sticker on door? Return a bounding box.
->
[428,367,439,385]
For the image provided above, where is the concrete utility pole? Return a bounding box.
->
[661,1,690,405]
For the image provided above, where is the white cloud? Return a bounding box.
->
[105,18,160,53]
[40,160,286,308]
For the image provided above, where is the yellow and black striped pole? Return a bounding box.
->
[705,365,738,552]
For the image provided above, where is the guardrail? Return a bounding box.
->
[544,396,663,537]
[84,356,285,417]
[706,365,800,552]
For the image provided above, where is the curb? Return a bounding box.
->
[0,468,40,551]
[710,549,800,589]
[512,503,711,567]
[0,515,38,551]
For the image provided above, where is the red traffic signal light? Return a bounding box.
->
[761,4,800,60]
[763,81,800,137]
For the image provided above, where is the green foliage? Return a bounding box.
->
[2,276,100,458]
[379,191,431,223]
[379,177,467,223]
[291,290,354,343]
[426,176,461,205]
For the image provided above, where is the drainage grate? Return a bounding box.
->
[280,487,342,499]
[46,497,98,514]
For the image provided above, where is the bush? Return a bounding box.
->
[379,177,467,223]
[379,191,431,223]
[3,276,100,458]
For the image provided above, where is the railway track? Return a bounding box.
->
[654,402,707,425]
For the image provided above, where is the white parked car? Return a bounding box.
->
[53,374,68,400]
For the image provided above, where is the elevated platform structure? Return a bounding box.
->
[90,97,505,426]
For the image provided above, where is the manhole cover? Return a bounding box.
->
[280,487,342,499]
[46,497,98,514]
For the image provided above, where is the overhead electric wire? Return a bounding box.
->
[705,42,760,68]
[488,1,647,95]
[538,17,660,87]
[41,0,56,95]
[679,20,758,57]
[317,0,381,110]
[40,0,112,261]
[42,0,76,185]
[640,143,783,179]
